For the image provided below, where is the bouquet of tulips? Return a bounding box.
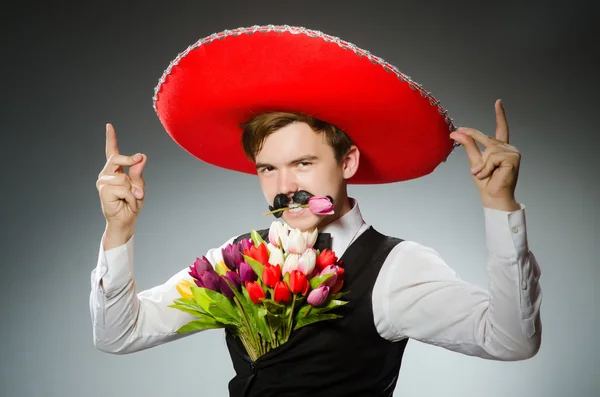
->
[171,198,347,361]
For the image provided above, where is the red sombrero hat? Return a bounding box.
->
[153,25,458,184]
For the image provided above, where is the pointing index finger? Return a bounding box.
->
[495,99,509,144]
[105,123,120,160]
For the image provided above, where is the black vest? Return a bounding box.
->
[226,226,408,397]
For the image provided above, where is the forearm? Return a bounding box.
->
[377,204,542,361]
[89,231,197,354]
[480,203,542,359]
[479,247,542,360]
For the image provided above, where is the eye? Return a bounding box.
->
[259,166,275,174]
[298,161,311,168]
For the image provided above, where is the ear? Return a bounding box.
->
[341,145,360,179]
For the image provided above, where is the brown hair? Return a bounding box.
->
[241,112,355,163]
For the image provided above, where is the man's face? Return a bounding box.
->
[254,122,354,232]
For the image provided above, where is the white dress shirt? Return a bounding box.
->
[89,198,542,361]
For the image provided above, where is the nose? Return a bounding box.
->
[277,169,298,198]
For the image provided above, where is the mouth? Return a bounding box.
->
[288,203,304,213]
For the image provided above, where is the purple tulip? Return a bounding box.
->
[307,285,329,306]
[189,256,213,279]
[225,270,242,288]
[196,270,220,291]
[222,243,243,270]
[239,261,257,283]
[219,271,242,298]
[219,277,235,298]
[238,238,253,252]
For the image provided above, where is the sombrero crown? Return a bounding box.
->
[153,25,457,184]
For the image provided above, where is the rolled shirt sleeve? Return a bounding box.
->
[373,204,542,361]
[89,231,237,354]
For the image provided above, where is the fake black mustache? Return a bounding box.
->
[268,190,314,218]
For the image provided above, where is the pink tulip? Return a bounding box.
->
[308,196,334,215]
[319,264,339,287]
[307,284,329,306]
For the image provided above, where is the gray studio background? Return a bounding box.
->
[2,1,598,396]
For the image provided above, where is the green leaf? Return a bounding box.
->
[294,313,343,330]
[261,298,286,315]
[329,290,351,300]
[311,299,348,314]
[222,279,259,336]
[168,303,207,317]
[309,273,335,289]
[293,298,347,324]
[266,312,284,330]
[176,316,224,333]
[171,298,210,315]
[294,305,312,323]
[251,230,266,247]
[257,307,272,343]
[192,287,240,325]
[243,255,265,283]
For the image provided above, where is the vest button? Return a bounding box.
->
[250,362,256,372]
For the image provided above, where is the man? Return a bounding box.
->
[90,25,542,396]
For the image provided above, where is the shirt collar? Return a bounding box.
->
[319,197,368,257]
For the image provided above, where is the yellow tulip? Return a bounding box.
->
[176,279,194,298]
[215,260,229,276]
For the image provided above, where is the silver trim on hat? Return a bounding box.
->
[152,25,460,160]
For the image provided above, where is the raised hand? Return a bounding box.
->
[96,123,147,230]
[449,100,521,212]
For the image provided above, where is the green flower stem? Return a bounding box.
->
[233,297,259,355]
[263,204,309,216]
[266,316,278,349]
[303,306,313,318]
[239,331,258,361]
[286,294,297,340]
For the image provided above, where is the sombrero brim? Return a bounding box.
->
[153,25,457,184]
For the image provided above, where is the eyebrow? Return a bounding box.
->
[256,155,319,170]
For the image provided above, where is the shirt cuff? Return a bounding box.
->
[96,231,135,290]
[484,203,529,258]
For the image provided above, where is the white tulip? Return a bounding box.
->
[298,248,317,275]
[285,228,306,254]
[267,243,285,266]
[282,253,300,275]
[303,228,318,249]
[268,222,281,247]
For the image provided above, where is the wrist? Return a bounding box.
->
[103,222,135,250]
[481,196,521,212]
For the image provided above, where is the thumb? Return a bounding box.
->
[450,131,482,167]
[129,153,146,189]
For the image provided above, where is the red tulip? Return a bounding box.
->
[262,264,281,288]
[244,243,269,266]
[273,281,291,303]
[246,281,266,304]
[331,267,345,294]
[289,270,309,295]
[316,249,337,271]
